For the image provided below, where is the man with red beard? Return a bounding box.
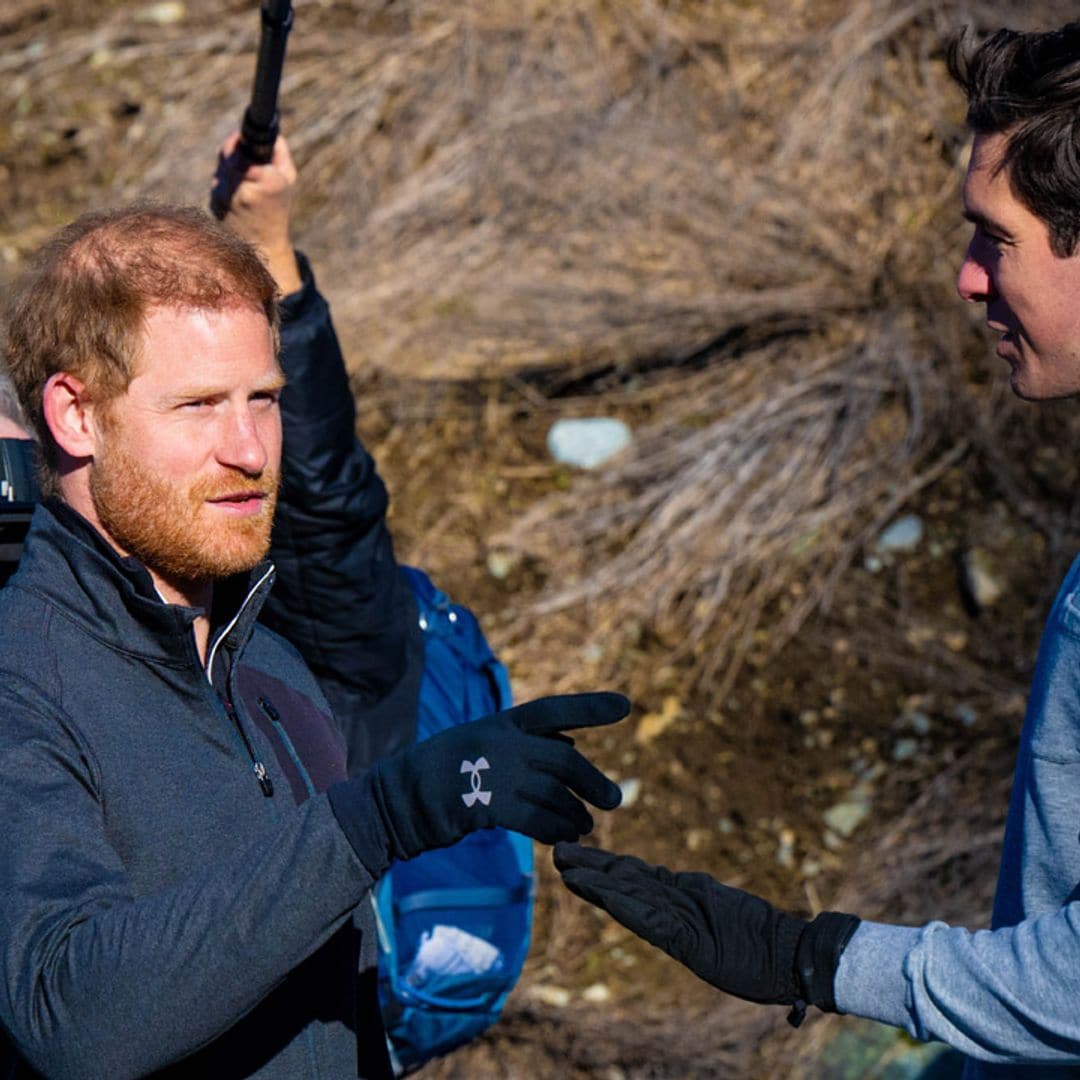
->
[0,205,628,1078]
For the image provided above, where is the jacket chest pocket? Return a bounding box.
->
[236,669,349,805]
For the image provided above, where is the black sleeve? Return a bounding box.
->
[262,252,422,773]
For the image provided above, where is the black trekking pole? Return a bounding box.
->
[238,0,294,164]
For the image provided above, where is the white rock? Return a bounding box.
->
[875,514,924,554]
[486,550,519,579]
[582,983,611,1003]
[823,789,872,838]
[618,778,641,808]
[530,984,571,1008]
[136,2,186,24]
[547,418,632,470]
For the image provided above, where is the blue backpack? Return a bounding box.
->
[375,568,534,1074]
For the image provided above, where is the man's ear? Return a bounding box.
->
[42,372,99,461]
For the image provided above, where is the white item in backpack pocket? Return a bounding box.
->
[406,925,503,989]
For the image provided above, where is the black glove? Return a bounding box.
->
[554,842,859,1025]
[329,693,629,878]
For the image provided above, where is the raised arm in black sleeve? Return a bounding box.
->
[262,252,423,771]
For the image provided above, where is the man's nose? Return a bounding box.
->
[218,407,270,476]
[956,241,995,304]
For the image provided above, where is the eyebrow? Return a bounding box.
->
[167,373,287,403]
[962,208,1014,240]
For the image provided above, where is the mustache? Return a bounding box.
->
[189,470,280,502]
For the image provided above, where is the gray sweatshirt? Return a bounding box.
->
[834,554,1080,1076]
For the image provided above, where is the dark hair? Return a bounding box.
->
[3,202,279,493]
[948,22,1080,257]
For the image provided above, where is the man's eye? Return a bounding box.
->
[252,390,281,407]
[978,227,1007,250]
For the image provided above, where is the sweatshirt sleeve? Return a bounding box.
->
[262,252,422,772]
[0,681,377,1080]
[834,911,1080,1064]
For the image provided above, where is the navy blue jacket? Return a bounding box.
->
[0,501,393,1079]
[263,255,422,773]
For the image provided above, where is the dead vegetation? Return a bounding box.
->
[5,1,1080,1075]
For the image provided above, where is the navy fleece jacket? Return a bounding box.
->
[0,501,393,1079]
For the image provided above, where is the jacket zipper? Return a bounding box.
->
[257,697,317,798]
[200,564,277,799]
[220,693,274,797]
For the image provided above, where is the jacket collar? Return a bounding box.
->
[13,498,276,674]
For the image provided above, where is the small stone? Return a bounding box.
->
[531,984,571,1008]
[547,417,632,470]
[685,828,712,852]
[944,630,968,652]
[618,778,641,808]
[875,514,924,554]
[823,787,872,838]
[486,549,520,580]
[908,711,931,735]
[136,2,186,24]
[582,983,611,1004]
[801,857,822,878]
[777,828,796,868]
[583,642,604,663]
[892,738,919,762]
[960,547,1004,610]
[955,704,977,728]
[717,817,735,834]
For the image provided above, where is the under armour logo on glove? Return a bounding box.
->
[460,758,492,807]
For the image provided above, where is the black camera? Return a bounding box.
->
[1,439,39,588]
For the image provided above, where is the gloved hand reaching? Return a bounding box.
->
[329,694,629,879]
[554,842,859,1025]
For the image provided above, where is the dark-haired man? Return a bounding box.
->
[0,202,627,1078]
[556,21,1080,1077]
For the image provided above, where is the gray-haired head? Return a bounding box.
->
[0,366,29,438]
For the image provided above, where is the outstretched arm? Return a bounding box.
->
[555,842,1080,1065]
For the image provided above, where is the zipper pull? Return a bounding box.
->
[257,696,282,723]
[253,761,274,798]
[220,693,274,798]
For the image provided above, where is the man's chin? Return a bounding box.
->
[1007,364,1080,402]
[142,519,273,585]
[1009,367,1037,400]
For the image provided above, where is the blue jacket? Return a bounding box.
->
[0,500,393,1079]
[835,554,1080,1075]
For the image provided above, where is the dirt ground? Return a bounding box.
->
[363,374,1063,1077]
